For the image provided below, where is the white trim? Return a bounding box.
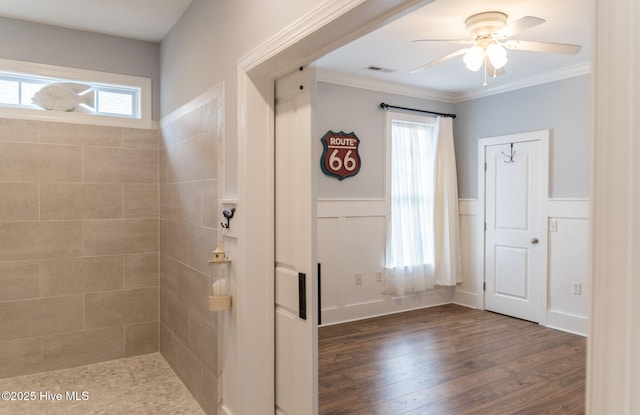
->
[239,0,369,75]
[317,198,386,218]
[548,198,590,219]
[478,130,550,325]
[315,62,591,104]
[546,310,588,337]
[0,58,151,129]
[458,198,479,216]
[317,68,457,102]
[454,62,591,103]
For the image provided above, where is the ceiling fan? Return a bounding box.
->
[411,11,581,84]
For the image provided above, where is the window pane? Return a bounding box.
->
[0,79,19,105]
[21,82,46,106]
[97,91,133,116]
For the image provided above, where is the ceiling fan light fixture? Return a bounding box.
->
[487,43,508,69]
[463,46,484,71]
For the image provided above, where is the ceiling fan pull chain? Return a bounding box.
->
[483,58,488,87]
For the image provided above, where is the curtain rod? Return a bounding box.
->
[379,102,456,119]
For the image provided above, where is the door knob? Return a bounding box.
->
[531,238,539,244]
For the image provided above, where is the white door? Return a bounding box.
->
[483,131,548,323]
[274,67,318,415]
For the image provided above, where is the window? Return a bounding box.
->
[0,58,151,128]
[382,112,440,296]
[386,114,437,269]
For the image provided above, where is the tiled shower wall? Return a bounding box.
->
[0,118,159,379]
[159,92,221,415]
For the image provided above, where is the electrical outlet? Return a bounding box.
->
[572,282,582,295]
[549,220,558,232]
[355,273,363,285]
[376,270,383,282]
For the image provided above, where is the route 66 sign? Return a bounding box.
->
[320,131,361,180]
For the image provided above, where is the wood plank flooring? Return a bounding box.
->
[319,304,586,415]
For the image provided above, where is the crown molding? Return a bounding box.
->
[316,68,458,102]
[316,62,591,104]
[452,62,592,103]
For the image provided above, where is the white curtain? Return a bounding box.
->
[433,117,463,286]
[383,116,462,296]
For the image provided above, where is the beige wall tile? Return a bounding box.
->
[160,182,202,224]
[0,118,38,143]
[167,133,218,182]
[84,219,158,256]
[161,107,205,149]
[40,256,123,297]
[175,263,212,323]
[123,128,159,150]
[187,310,218,374]
[39,121,122,147]
[201,180,218,228]
[0,221,83,261]
[125,321,158,357]
[189,226,217,275]
[0,337,42,379]
[174,336,203,404]
[124,253,158,288]
[124,184,158,218]
[85,287,158,329]
[0,143,82,183]
[42,327,124,371]
[40,183,122,220]
[0,261,39,302]
[160,288,188,343]
[159,323,178,370]
[200,368,219,415]
[165,221,190,264]
[165,132,217,183]
[0,296,84,341]
[0,183,39,221]
[84,147,158,183]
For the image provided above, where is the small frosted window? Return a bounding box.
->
[0,79,19,105]
[97,90,134,116]
[0,70,142,120]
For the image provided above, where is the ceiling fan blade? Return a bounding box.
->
[411,48,468,73]
[495,16,545,38]
[504,39,581,55]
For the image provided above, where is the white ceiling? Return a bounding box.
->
[0,0,192,42]
[0,0,590,100]
[315,0,591,101]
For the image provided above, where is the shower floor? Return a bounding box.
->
[0,353,204,415]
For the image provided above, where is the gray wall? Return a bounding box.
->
[454,75,591,198]
[317,82,455,199]
[317,74,590,201]
[0,17,161,120]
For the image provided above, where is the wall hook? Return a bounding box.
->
[502,143,516,163]
[221,208,235,229]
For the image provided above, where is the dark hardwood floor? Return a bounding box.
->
[319,304,586,415]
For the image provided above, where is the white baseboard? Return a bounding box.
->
[453,288,482,310]
[545,310,588,336]
[320,288,454,326]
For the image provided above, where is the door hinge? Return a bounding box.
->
[483,282,486,291]
[484,222,487,231]
[484,162,487,172]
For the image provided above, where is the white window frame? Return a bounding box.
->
[0,58,151,129]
